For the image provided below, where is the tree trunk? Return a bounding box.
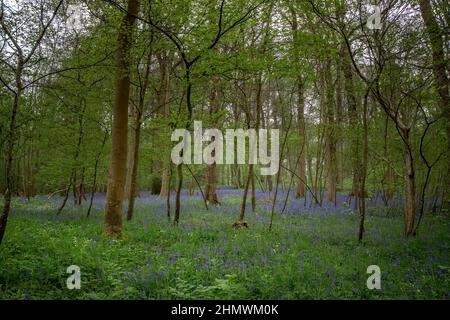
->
[234,165,241,189]
[382,115,395,204]
[174,163,183,225]
[104,0,139,238]
[342,43,360,198]
[239,164,253,221]
[324,60,336,203]
[158,53,172,197]
[250,171,256,212]
[124,107,134,200]
[251,75,263,211]
[166,163,172,220]
[335,49,344,191]
[77,167,85,205]
[296,78,306,198]
[358,91,369,241]
[403,129,416,237]
[205,162,219,203]
[289,7,307,199]
[160,167,170,197]
[126,108,142,221]
[126,47,152,220]
[204,76,220,205]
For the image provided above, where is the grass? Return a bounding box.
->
[0,190,449,300]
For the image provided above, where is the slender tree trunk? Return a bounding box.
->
[77,167,85,205]
[104,0,139,238]
[335,49,344,191]
[250,171,256,212]
[57,175,73,215]
[204,76,220,205]
[358,91,369,241]
[126,46,152,220]
[87,169,98,218]
[403,129,416,237]
[124,112,134,200]
[72,172,78,204]
[188,176,194,196]
[166,163,172,220]
[73,101,86,205]
[296,78,306,198]
[237,78,253,220]
[172,64,194,224]
[289,7,307,199]
[174,163,183,225]
[234,165,241,189]
[239,165,253,221]
[324,60,336,203]
[251,75,263,211]
[382,115,394,203]
[342,43,360,198]
[160,167,170,197]
[126,108,142,221]
[158,54,172,197]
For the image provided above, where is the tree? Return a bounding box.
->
[0,0,64,245]
[204,75,221,205]
[126,41,153,221]
[418,0,449,193]
[103,0,140,238]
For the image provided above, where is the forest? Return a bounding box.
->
[0,0,449,300]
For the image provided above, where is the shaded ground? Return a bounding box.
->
[0,188,449,299]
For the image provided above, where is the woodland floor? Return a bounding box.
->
[0,188,449,300]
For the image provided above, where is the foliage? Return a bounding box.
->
[0,192,448,300]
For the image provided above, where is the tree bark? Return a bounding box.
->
[289,5,307,199]
[250,76,263,211]
[174,163,183,225]
[124,107,134,200]
[382,115,395,204]
[205,162,219,203]
[126,107,142,221]
[403,129,416,237]
[358,91,369,241]
[335,48,344,191]
[296,78,306,198]
[342,43,360,199]
[104,0,139,238]
[324,60,336,203]
[77,167,85,205]
[239,164,253,221]
[204,76,220,205]
[158,53,172,197]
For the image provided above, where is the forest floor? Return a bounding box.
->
[0,188,449,300]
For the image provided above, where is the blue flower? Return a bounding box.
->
[169,253,180,264]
